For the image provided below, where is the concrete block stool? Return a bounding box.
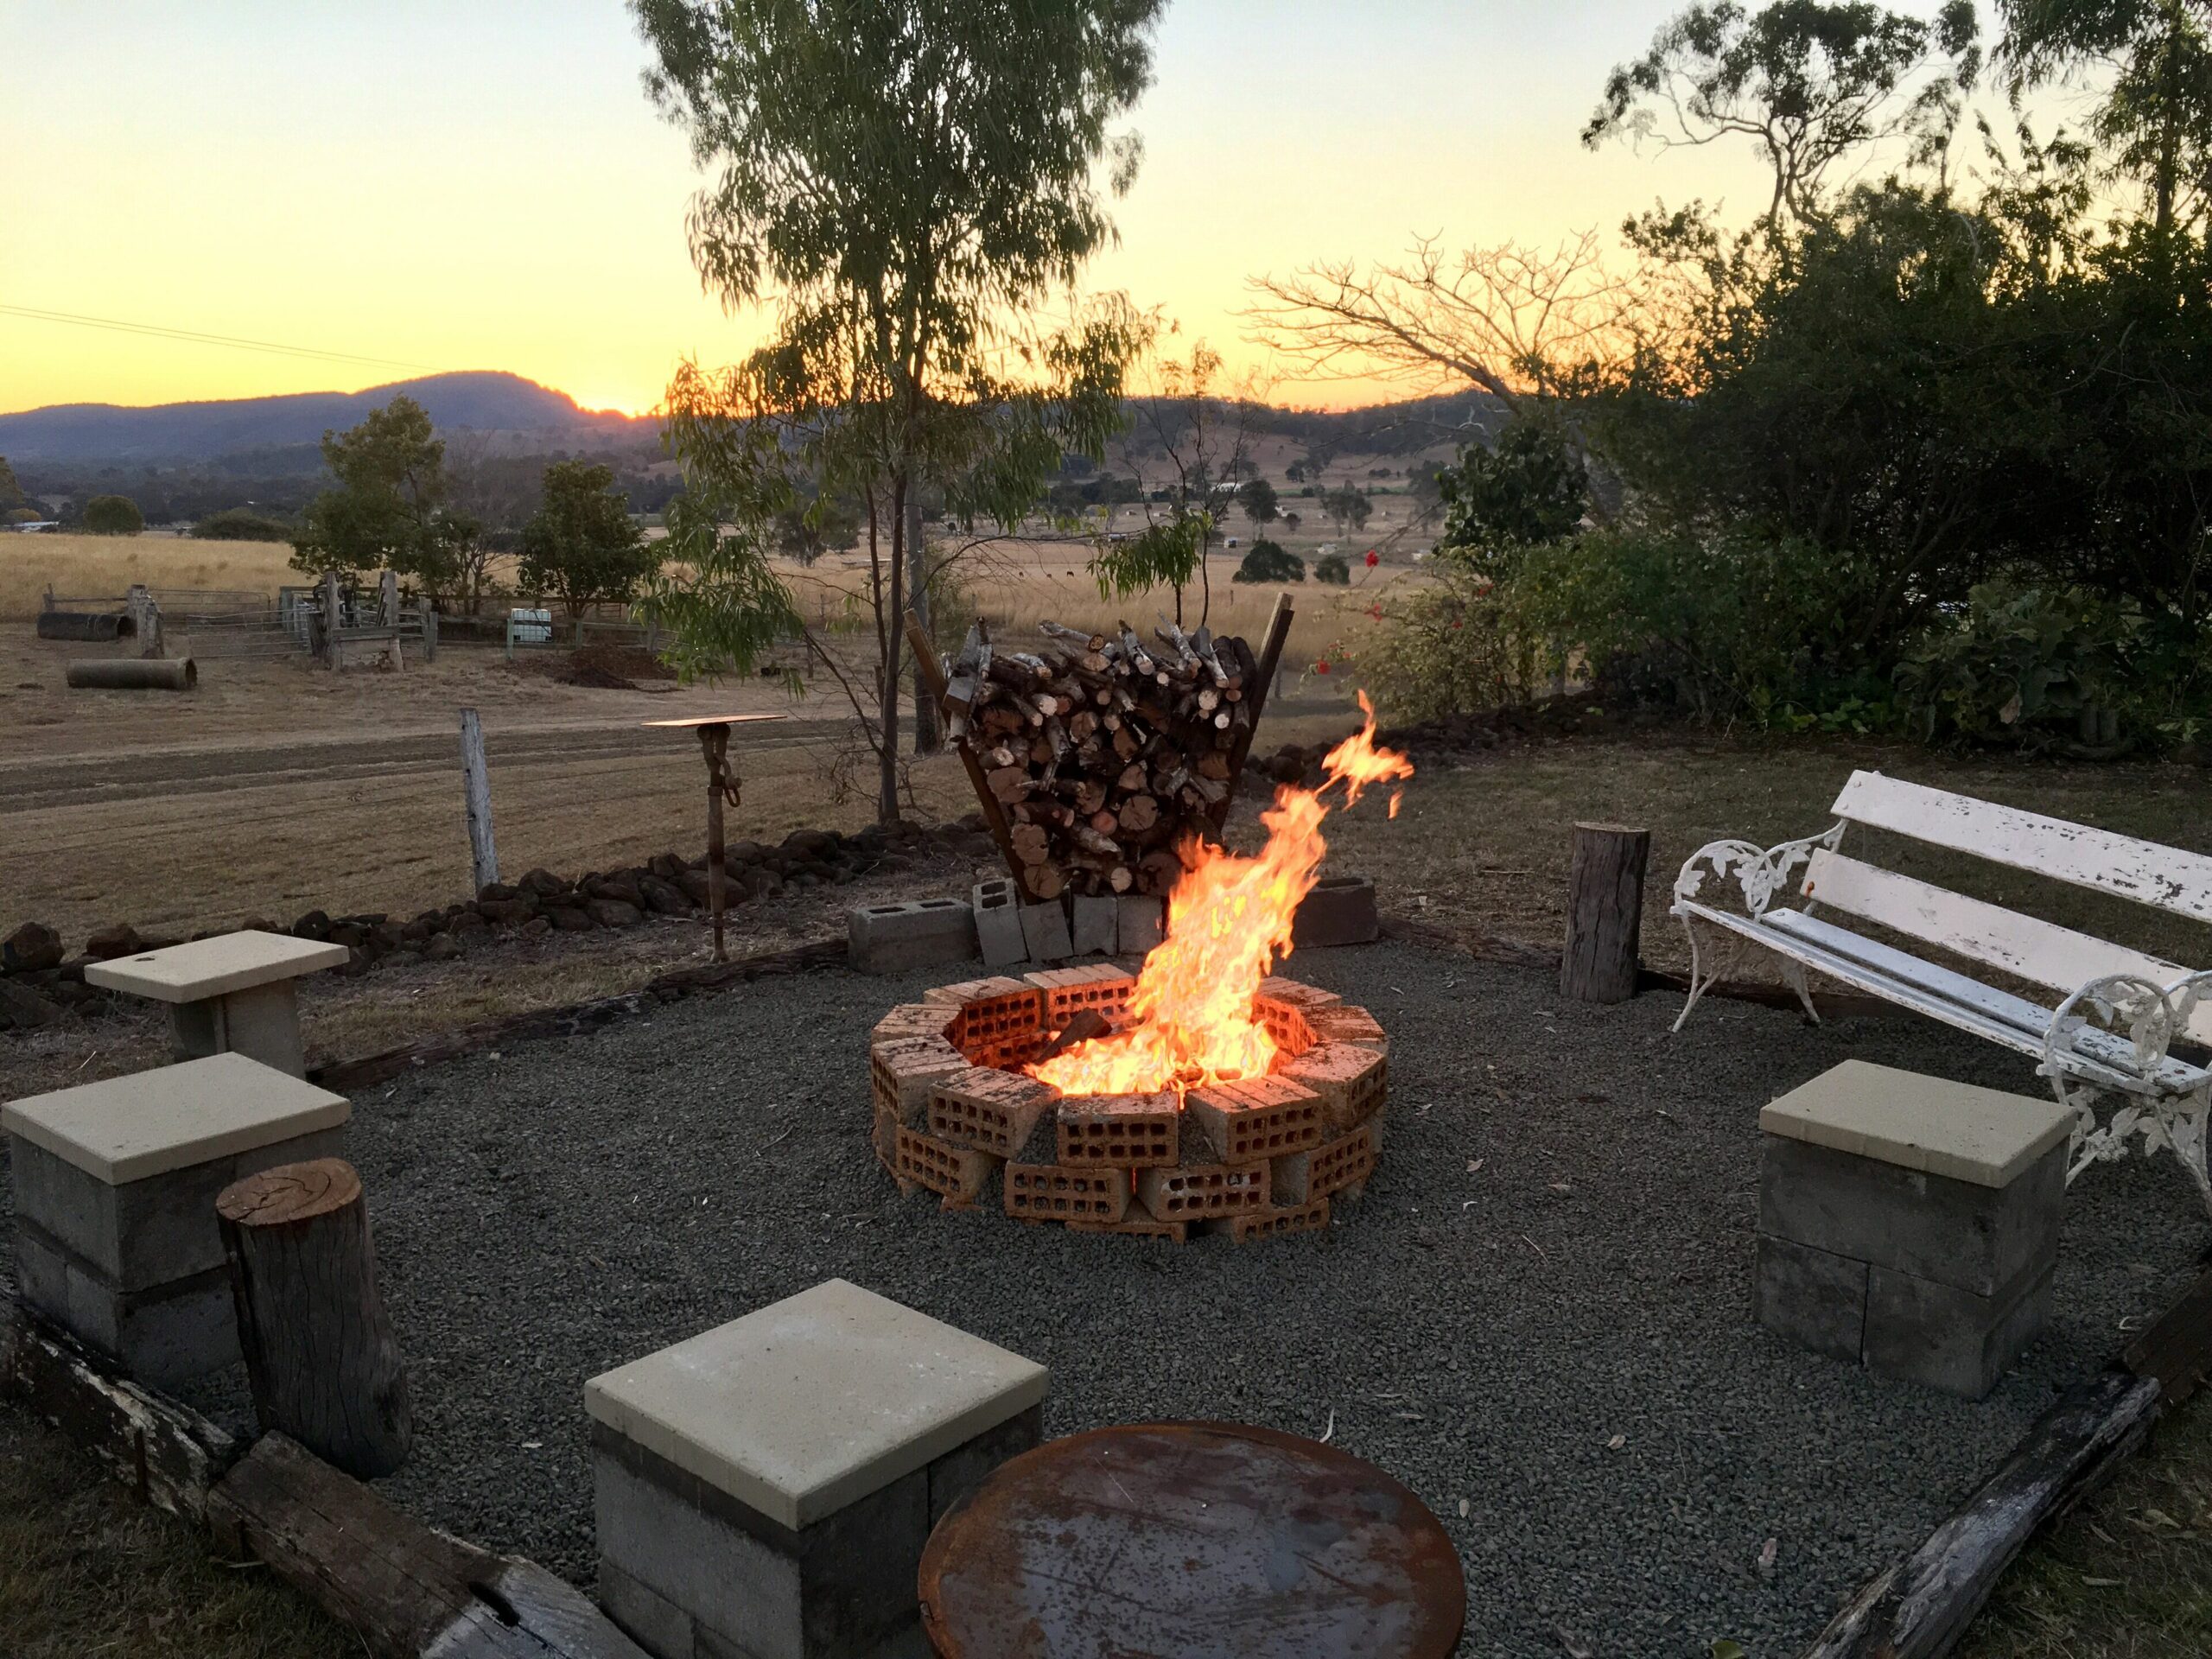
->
[587,1278,1046,1659]
[848,899,977,976]
[85,929,349,1077]
[3,1052,351,1385]
[1753,1058,2073,1399]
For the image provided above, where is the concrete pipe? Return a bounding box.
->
[66,657,197,690]
[36,610,136,642]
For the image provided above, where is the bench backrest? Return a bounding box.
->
[1805,772,2212,1040]
[1830,772,2212,924]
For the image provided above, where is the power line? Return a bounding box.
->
[0,303,439,372]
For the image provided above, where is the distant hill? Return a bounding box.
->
[0,371,1503,477]
[0,372,650,465]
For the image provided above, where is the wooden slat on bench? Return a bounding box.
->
[1802,849,2212,1046]
[1831,772,2212,925]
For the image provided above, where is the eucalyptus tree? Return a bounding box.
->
[630,0,1164,822]
[1584,1,1982,231]
[1997,0,2212,238]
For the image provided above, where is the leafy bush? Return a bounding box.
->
[82,494,143,536]
[1357,562,1543,722]
[1232,538,1305,583]
[1437,418,1589,553]
[1895,582,2207,754]
[1313,552,1350,585]
[190,508,291,542]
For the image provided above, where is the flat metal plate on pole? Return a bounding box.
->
[918,1420,1466,1657]
[642,714,788,962]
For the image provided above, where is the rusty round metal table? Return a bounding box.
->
[918,1421,1465,1658]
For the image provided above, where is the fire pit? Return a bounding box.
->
[868,967,1387,1242]
[868,696,1409,1243]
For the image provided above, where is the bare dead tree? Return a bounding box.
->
[1243,232,1637,410]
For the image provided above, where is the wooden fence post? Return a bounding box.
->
[459,709,498,894]
[1560,822,1651,1004]
[217,1159,411,1480]
[321,571,342,668]
[378,570,400,627]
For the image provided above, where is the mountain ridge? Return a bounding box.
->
[0,371,648,465]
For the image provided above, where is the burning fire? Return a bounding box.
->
[1029,693,1412,1097]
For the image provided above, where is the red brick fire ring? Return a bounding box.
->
[869,964,1387,1242]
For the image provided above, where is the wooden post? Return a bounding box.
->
[1205,592,1295,839]
[1560,822,1651,1003]
[321,571,342,668]
[378,570,400,627]
[217,1159,412,1480]
[459,709,498,894]
[700,721,731,962]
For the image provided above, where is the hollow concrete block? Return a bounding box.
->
[847,899,977,976]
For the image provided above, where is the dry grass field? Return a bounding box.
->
[0,532,298,618]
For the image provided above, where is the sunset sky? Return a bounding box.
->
[4,1,2001,416]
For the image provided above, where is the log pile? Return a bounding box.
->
[937,620,1259,899]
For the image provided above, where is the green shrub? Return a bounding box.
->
[1232,538,1305,583]
[82,494,143,536]
[190,508,292,542]
[1357,563,1544,722]
[1895,582,2206,754]
[1313,552,1350,585]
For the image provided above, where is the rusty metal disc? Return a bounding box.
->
[918,1421,1465,1658]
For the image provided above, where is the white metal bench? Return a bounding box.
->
[1672,770,2212,1217]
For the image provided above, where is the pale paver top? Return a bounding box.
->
[83,930,349,1003]
[585,1278,1048,1531]
[2,1052,350,1184]
[1760,1058,2074,1188]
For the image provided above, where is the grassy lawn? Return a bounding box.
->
[0,1402,353,1659]
[4,727,2211,1656]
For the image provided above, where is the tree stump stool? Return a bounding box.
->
[218,1158,411,1478]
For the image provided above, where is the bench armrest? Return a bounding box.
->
[2045,970,2212,1197]
[1672,823,1846,923]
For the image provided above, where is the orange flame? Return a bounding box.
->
[1030,693,1413,1096]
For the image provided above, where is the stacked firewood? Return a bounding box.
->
[938,619,1258,899]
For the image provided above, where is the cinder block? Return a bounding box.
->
[1864,1259,2053,1400]
[1304,1003,1389,1055]
[1211,1198,1330,1243]
[1116,894,1165,955]
[1758,1135,2064,1299]
[1752,1233,1868,1364]
[893,1127,1000,1209]
[926,1401,1043,1527]
[928,1070,1058,1158]
[868,1037,968,1128]
[1292,874,1377,948]
[3,1054,350,1383]
[1184,1075,1325,1164]
[1019,901,1073,964]
[1307,1123,1376,1200]
[1070,894,1118,957]
[971,880,1026,969]
[848,899,977,975]
[1279,1042,1387,1135]
[586,1281,1046,1659]
[1056,1092,1179,1167]
[1135,1162,1267,1222]
[1003,1164,1128,1224]
[1069,1212,1188,1243]
[1022,963,1135,1026]
[940,984,1044,1061]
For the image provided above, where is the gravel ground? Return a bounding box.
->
[7,938,2206,1657]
